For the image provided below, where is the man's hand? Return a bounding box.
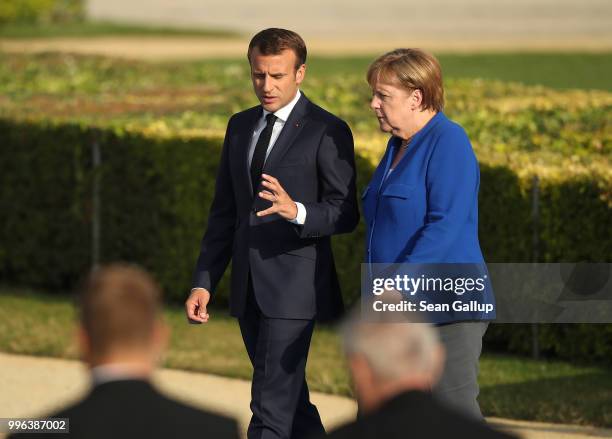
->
[185,288,211,324]
[257,174,298,220]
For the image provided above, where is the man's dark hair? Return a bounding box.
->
[247,28,307,69]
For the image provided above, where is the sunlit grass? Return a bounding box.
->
[0,290,610,426]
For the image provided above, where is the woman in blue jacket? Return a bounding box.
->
[362,48,492,420]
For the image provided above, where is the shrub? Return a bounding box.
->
[0,0,83,25]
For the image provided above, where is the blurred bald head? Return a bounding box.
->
[78,264,165,364]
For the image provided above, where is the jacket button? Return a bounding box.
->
[252,207,257,213]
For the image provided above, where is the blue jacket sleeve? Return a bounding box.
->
[400,125,479,262]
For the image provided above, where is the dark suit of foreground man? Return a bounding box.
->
[10,264,239,439]
[186,28,359,439]
[319,307,516,439]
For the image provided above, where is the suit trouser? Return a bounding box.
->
[432,321,489,421]
[238,277,325,439]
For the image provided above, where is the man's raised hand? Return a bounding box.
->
[257,174,298,220]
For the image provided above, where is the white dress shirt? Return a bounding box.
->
[248,90,306,225]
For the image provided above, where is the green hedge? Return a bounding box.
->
[484,324,612,365]
[0,120,220,296]
[1,118,611,364]
[0,120,90,286]
[0,119,366,302]
[2,118,610,290]
[0,0,83,25]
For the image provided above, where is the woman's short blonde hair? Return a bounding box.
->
[367,48,444,112]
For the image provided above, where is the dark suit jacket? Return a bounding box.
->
[192,93,359,320]
[8,379,239,439]
[321,391,516,439]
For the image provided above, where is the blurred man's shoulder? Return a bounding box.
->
[323,391,516,439]
[324,413,514,439]
[9,383,239,439]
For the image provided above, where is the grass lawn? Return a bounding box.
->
[0,290,610,427]
[0,21,240,39]
[305,52,612,91]
[2,21,610,92]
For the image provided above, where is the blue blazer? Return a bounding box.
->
[362,112,495,322]
[363,111,484,264]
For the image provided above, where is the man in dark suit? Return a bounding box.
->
[10,264,239,439]
[185,28,359,439]
[320,305,516,439]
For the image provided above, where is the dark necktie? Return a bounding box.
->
[250,113,277,194]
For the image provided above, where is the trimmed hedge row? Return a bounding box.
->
[1,118,611,364]
[0,0,83,25]
[0,120,219,296]
[484,324,612,365]
[1,118,610,285]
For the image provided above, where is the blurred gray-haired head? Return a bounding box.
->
[340,302,442,382]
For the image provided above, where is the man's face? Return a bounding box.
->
[250,47,305,112]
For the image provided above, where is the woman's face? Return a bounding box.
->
[370,81,421,139]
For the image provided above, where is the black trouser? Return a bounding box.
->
[238,276,325,439]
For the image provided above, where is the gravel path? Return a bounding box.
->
[1,0,611,60]
[1,34,611,62]
[86,0,612,43]
[1,352,611,439]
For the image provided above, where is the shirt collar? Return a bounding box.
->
[263,89,301,123]
[90,363,151,386]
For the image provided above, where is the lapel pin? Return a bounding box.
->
[295,122,300,127]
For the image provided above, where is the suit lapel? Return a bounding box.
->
[262,93,310,174]
[237,107,262,197]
